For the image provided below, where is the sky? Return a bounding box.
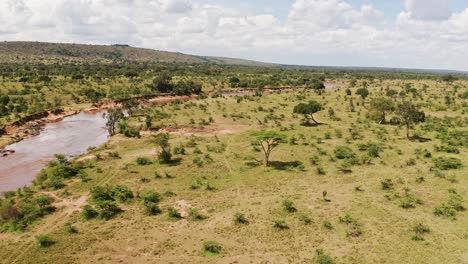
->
[1,0,467,71]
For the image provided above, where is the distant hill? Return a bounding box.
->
[0,41,273,66]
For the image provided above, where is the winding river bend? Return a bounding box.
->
[0,85,344,193]
[0,111,108,193]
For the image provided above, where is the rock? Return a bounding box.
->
[174,200,193,218]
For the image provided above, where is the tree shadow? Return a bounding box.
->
[166,158,182,166]
[301,122,325,127]
[269,160,304,171]
[409,136,432,143]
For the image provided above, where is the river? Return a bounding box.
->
[0,86,345,193]
[0,111,108,193]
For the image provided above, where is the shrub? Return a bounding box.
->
[273,219,289,230]
[167,207,182,219]
[339,213,356,224]
[203,241,222,255]
[399,192,423,209]
[434,145,460,154]
[367,144,380,158]
[189,208,208,220]
[144,203,162,216]
[140,190,161,204]
[434,190,465,220]
[316,249,334,264]
[282,199,297,213]
[112,185,134,203]
[36,235,55,248]
[234,212,249,225]
[108,152,121,158]
[136,157,152,165]
[413,222,430,235]
[323,221,333,230]
[299,214,313,225]
[96,201,122,220]
[90,186,114,203]
[381,179,394,190]
[433,157,462,170]
[334,146,355,159]
[81,205,98,220]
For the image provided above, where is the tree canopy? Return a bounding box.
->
[293,100,323,125]
[251,130,287,166]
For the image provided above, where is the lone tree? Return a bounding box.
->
[251,131,286,167]
[308,80,325,95]
[369,97,395,124]
[396,101,425,139]
[104,109,125,136]
[356,88,369,101]
[293,100,323,125]
[153,133,171,163]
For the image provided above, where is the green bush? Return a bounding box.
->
[136,157,152,165]
[381,179,394,190]
[96,200,122,220]
[273,219,289,230]
[323,220,333,230]
[234,212,249,225]
[143,202,162,216]
[282,199,297,213]
[316,249,334,264]
[36,235,55,248]
[140,190,161,204]
[81,205,98,220]
[299,214,313,225]
[203,241,222,255]
[112,185,134,203]
[433,157,462,170]
[334,146,355,159]
[189,208,208,221]
[167,207,182,219]
[434,190,465,220]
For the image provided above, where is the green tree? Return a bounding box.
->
[356,88,369,100]
[293,101,323,125]
[251,131,287,166]
[104,109,125,136]
[308,80,325,95]
[153,133,172,163]
[396,101,425,139]
[151,72,173,93]
[369,97,395,124]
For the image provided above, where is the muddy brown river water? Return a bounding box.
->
[0,111,108,193]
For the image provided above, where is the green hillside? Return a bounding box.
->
[0,41,271,66]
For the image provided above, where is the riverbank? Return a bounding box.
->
[0,84,345,151]
[0,94,196,151]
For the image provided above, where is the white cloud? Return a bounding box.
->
[403,0,450,20]
[0,0,467,70]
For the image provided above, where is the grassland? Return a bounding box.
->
[0,77,466,263]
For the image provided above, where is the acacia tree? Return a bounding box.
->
[251,131,286,167]
[369,97,395,124]
[293,100,323,125]
[396,101,425,139]
[153,133,171,163]
[104,109,125,136]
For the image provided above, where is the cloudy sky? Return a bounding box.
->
[1,0,467,70]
